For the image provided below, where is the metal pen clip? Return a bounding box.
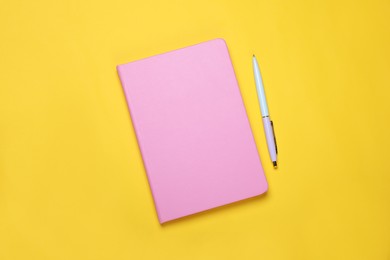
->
[270,120,278,155]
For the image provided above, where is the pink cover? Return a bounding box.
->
[117,39,268,223]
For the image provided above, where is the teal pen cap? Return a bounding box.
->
[252,55,269,117]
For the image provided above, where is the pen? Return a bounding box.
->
[252,55,278,168]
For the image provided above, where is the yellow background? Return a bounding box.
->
[1,0,389,259]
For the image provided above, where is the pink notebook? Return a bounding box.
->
[117,39,268,223]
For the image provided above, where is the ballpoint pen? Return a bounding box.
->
[252,55,278,167]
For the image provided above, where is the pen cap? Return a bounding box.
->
[252,56,269,117]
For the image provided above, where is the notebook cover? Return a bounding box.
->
[117,39,268,223]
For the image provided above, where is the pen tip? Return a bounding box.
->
[253,54,255,57]
[273,161,277,168]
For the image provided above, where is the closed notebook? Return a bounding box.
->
[117,39,268,223]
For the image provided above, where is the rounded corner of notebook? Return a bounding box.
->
[208,38,228,49]
[158,215,170,224]
[116,64,124,72]
[262,182,269,194]
[255,180,269,196]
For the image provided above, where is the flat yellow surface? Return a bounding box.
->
[1,0,389,259]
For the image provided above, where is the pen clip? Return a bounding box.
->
[270,120,278,155]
